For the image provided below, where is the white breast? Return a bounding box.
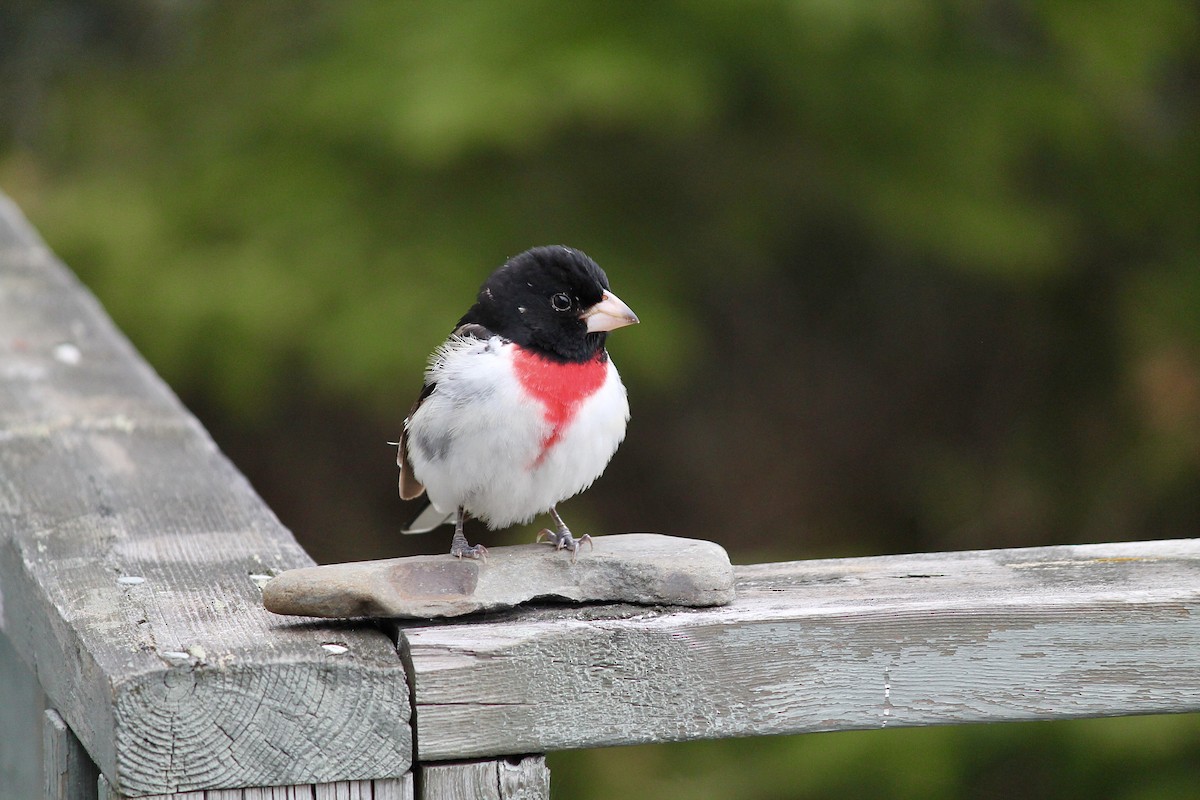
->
[405,337,629,528]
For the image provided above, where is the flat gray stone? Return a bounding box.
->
[262,533,735,619]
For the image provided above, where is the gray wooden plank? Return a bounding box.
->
[0,631,45,800]
[371,775,416,800]
[313,782,352,799]
[311,779,412,800]
[0,194,410,795]
[44,709,100,800]
[239,788,271,800]
[402,538,1200,759]
[495,758,549,800]
[419,758,549,800]
[245,781,297,797]
[97,775,119,800]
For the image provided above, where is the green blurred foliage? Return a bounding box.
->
[553,713,1200,800]
[2,1,1200,798]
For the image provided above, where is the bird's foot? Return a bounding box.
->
[450,542,488,560]
[450,531,488,561]
[536,527,593,562]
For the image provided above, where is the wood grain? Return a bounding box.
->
[98,775,414,799]
[45,709,100,800]
[419,757,549,800]
[401,538,1200,760]
[0,194,410,794]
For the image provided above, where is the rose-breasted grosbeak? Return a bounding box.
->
[397,246,638,559]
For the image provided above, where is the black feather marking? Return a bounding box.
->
[398,380,437,500]
[455,247,612,364]
[452,322,494,340]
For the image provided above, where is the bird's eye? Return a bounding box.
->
[550,293,573,312]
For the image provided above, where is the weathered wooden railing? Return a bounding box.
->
[2,192,1199,799]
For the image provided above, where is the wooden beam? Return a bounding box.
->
[401,538,1200,760]
[0,195,411,794]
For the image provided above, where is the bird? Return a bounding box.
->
[397,245,639,559]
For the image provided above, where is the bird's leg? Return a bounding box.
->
[449,507,488,560]
[536,506,592,561]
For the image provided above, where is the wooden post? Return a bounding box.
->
[0,631,46,800]
[44,709,99,800]
[419,757,550,800]
[0,194,411,795]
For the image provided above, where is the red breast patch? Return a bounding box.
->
[513,346,607,465]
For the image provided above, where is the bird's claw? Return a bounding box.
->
[451,542,488,561]
[536,528,593,562]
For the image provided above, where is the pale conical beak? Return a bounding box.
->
[582,290,639,333]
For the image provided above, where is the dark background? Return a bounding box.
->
[3,2,1199,798]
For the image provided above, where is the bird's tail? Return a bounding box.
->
[401,497,455,534]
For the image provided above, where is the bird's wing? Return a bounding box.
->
[450,322,493,339]
[397,380,435,500]
[397,322,495,502]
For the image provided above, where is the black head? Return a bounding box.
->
[460,246,637,362]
